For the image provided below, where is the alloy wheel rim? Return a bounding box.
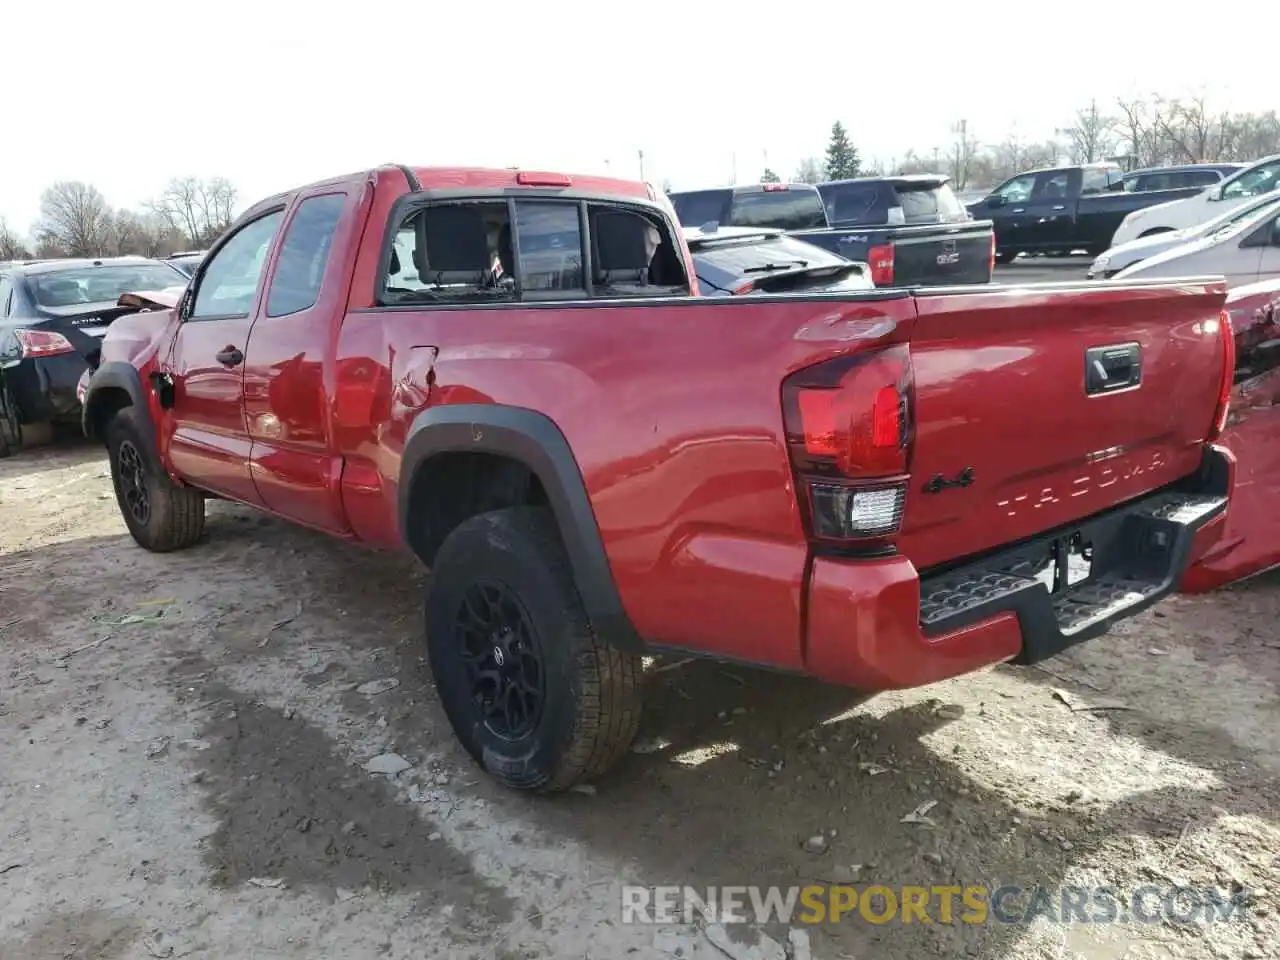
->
[454,579,546,741]
[117,440,151,525]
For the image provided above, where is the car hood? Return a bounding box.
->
[1112,233,1217,278]
[1100,229,1190,264]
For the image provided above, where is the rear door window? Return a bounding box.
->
[266,193,346,317]
[727,189,828,230]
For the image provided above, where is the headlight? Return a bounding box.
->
[1093,255,1110,269]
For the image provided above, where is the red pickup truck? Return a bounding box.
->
[82,164,1237,792]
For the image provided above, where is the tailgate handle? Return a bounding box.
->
[1085,342,1142,395]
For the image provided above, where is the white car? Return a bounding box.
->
[1088,194,1280,278]
[1110,153,1280,248]
[1111,197,1280,286]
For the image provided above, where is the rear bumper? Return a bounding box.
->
[1,353,87,423]
[803,445,1233,690]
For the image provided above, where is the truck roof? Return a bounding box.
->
[243,165,657,219]
[821,174,950,188]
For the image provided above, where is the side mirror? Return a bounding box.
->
[1207,186,1224,202]
[987,195,1006,208]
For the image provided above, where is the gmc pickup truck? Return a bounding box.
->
[82,164,1236,792]
[966,163,1220,261]
[669,180,995,286]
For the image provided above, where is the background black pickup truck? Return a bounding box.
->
[965,163,1218,260]
[668,179,994,286]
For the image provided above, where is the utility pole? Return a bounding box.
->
[731,151,737,185]
[638,149,645,181]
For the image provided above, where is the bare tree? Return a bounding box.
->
[793,157,823,184]
[35,181,113,257]
[0,218,31,260]
[948,119,979,189]
[147,176,237,247]
[1061,99,1118,163]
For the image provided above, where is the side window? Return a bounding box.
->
[0,278,11,317]
[1186,170,1223,187]
[1033,171,1071,200]
[191,212,284,320]
[266,194,346,317]
[995,174,1035,202]
[1223,161,1280,200]
[513,201,584,292]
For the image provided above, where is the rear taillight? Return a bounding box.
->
[1208,308,1235,440]
[782,343,913,543]
[14,329,75,358]
[867,243,894,286]
[732,280,756,295]
[988,233,996,275]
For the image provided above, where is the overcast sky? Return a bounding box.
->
[3,1,1277,233]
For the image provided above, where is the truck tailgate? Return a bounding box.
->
[899,280,1229,572]
[892,222,992,286]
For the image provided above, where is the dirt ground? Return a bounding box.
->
[1,440,1278,960]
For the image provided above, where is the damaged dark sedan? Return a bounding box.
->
[0,257,187,456]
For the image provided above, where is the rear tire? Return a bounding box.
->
[425,505,643,792]
[106,408,206,552]
[994,250,1017,264]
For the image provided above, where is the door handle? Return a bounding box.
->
[1012,207,1025,214]
[1052,204,1066,211]
[215,346,244,367]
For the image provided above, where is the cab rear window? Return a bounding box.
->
[726,189,828,230]
[819,181,967,226]
[379,198,691,304]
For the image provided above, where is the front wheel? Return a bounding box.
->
[106,408,206,552]
[994,250,1018,264]
[426,506,643,792]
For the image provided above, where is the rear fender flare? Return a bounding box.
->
[400,404,645,653]
[82,361,155,450]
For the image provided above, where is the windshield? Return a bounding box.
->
[1197,196,1280,237]
[691,233,855,292]
[30,263,186,308]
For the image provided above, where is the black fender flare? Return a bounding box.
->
[82,361,155,444]
[400,403,645,653]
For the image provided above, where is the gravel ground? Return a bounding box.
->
[1,440,1277,960]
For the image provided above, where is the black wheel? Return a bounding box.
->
[994,250,1017,264]
[426,506,643,792]
[0,379,20,459]
[106,408,205,552]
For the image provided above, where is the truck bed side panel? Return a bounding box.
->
[335,294,918,666]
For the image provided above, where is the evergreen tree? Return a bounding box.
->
[824,122,861,180]
[761,168,781,183]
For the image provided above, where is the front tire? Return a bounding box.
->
[994,249,1017,264]
[106,408,206,552]
[426,506,643,792]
